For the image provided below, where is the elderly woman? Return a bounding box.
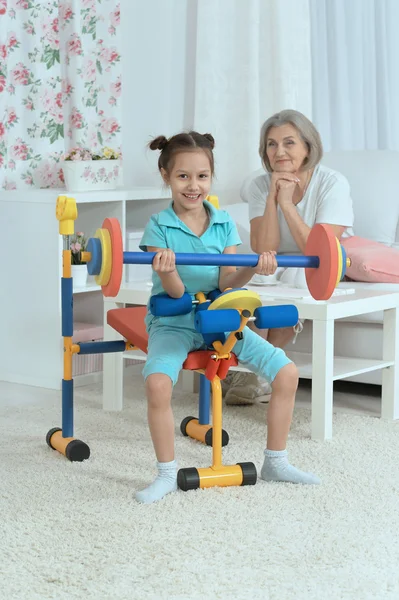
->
[223,109,354,406]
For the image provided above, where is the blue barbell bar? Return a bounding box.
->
[123,252,320,268]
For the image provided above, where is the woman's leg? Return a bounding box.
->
[224,321,302,405]
[249,320,296,349]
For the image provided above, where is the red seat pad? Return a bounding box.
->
[107,307,148,353]
[106,306,238,372]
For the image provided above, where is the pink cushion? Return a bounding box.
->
[341,236,399,283]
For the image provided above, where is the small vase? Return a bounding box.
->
[72,264,88,289]
[62,159,123,192]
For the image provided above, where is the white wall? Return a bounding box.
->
[121,0,197,188]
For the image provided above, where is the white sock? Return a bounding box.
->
[135,459,178,504]
[261,449,320,485]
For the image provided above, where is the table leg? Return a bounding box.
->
[381,307,399,420]
[311,319,334,440]
[103,300,124,411]
[181,371,196,393]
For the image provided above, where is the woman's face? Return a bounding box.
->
[266,124,309,173]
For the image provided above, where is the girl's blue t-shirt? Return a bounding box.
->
[139,200,241,326]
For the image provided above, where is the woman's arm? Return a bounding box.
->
[147,246,185,298]
[249,172,302,254]
[250,195,281,253]
[279,202,311,254]
[218,246,277,291]
[282,203,346,252]
[277,179,349,253]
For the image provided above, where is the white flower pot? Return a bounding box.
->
[62,160,123,192]
[72,264,88,289]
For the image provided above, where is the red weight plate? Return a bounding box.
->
[305,224,339,300]
[102,217,123,297]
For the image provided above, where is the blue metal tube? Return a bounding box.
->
[61,277,73,337]
[61,265,74,438]
[198,374,211,425]
[123,251,319,269]
[62,379,73,438]
[77,340,127,355]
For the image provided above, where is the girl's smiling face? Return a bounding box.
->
[161,150,212,210]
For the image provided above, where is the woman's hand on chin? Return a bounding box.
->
[276,179,297,207]
[269,171,299,203]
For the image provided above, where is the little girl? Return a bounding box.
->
[137,131,320,504]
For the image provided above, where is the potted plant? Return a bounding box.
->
[61,146,122,192]
[70,231,88,288]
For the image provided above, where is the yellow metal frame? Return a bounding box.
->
[56,195,77,235]
[206,195,220,209]
[53,196,258,484]
[49,195,90,461]
[179,288,261,488]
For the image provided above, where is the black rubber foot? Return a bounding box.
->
[65,440,91,462]
[180,416,196,436]
[46,427,62,449]
[204,428,229,447]
[177,467,200,491]
[237,462,257,486]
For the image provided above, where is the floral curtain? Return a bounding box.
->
[0,0,122,190]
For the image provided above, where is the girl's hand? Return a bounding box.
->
[152,249,176,274]
[254,251,277,275]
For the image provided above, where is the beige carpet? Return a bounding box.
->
[1,369,399,600]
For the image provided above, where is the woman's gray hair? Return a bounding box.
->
[259,109,323,172]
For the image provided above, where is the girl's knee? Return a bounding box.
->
[272,362,299,393]
[145,373,173,407]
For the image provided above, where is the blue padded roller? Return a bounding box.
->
[195,309,241,334]
[254,305,299,329]
[207,289,222,302]
[86,237,102,276]
[150,292,193,316]
[195,300,225,345]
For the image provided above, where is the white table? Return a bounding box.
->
[103,282,399,441]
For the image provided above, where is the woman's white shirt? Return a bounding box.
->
[240,164,355,255]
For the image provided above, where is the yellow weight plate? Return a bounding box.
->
[335,237,343,287]
[209,289,262,316]
[94,228,112,286]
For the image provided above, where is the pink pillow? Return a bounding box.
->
[341,236,399,283]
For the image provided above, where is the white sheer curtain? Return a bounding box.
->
[193,0,312,202]
[310,0,399,151]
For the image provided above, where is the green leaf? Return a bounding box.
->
[96,59,102,75]
[43,121,62,144]
[97,131,103,145]
[42,47,60,69]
